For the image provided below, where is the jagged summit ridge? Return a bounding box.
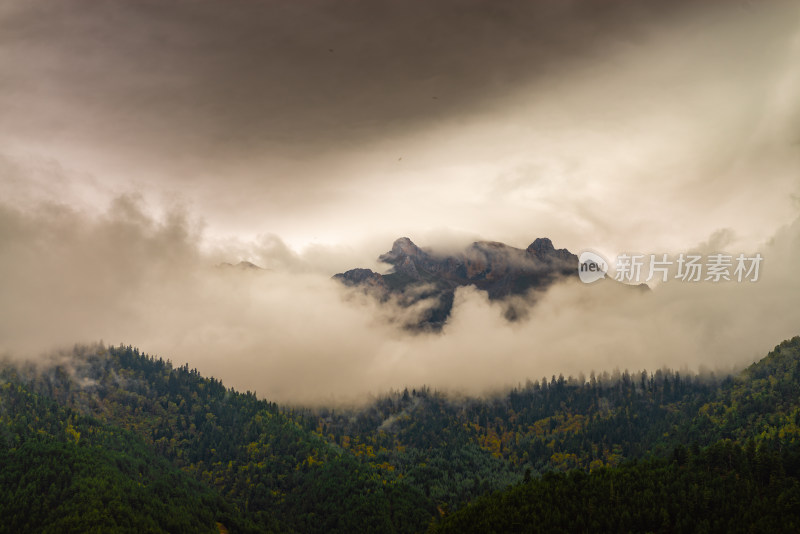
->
[334,236,578,329]
[379,237,422,262]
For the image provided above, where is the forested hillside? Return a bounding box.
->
[318,364,720,509]
[430,440,800,533]
[0,377,239,533]
[1,347,432,533]
[2,337,800,532]
[430,337,800,532]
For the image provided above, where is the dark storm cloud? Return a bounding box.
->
[0,0,695,152]
[1,0,797,247]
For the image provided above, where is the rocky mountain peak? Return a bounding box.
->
[526,237,577,265]
[379,237,423,264]
[378,238,430,279]
[527,237,555,254]
[335,235,579,330]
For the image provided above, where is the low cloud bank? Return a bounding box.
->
[0,196,798,404]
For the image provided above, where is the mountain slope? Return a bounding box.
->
[334,236,578,329]
[424,342,800,533]
[3,337,800,531]
[429,440,800,533]
[0,378,240,533]
[3,346,434,533]
[685,336,800,445]
[318,337,800,517]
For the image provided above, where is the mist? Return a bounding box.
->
[0,193,797,405]
[1,1,799,403]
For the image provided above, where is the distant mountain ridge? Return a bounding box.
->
[334,236,578,329]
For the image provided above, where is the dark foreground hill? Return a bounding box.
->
[2,337,800,532]
[430,441,800,533]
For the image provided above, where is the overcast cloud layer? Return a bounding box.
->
[1,196,800,404]
[1,1,799,403]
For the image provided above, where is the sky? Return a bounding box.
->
[1,0,800,403]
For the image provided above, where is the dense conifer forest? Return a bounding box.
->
[3,337,800,532]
